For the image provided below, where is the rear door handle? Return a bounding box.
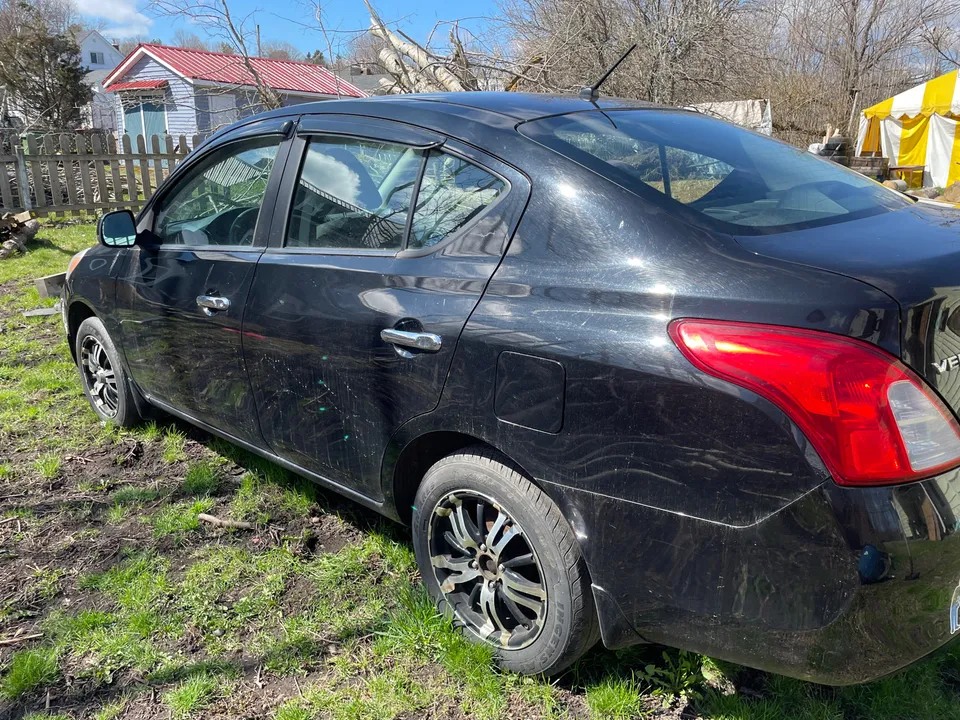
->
[197,295,230,316]
[380,328,442,353]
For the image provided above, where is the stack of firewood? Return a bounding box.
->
[0,211,40,260]
[365,0,480,94]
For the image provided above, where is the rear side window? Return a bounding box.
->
[286,138,422,250]
[285,139,506,252]
[520,110,910,235]
[409,153,505,250]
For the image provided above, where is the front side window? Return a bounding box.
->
[286,138,422,250]
[154,138,280,247]
[409,153,506,250]
[90,51,104,64]
[520,110,910,235]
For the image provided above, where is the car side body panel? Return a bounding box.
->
[381,148,955,684]
[241,120,531,499]
[63,94,960,684]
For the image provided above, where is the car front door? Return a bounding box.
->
[117,118,294,444]
[242,115,530,499]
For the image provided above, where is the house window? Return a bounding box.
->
[90,51,105,65]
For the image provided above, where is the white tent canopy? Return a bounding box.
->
[855,70,960,188]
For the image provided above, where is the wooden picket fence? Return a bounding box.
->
[0,131,206,217]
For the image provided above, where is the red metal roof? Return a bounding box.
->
[104,44,366,98]
[106,79,168,92]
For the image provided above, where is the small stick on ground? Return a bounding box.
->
[197,513,255,530]
[0,633,42,646]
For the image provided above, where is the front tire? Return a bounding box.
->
[75,316,141,427]
[412,447,599,675]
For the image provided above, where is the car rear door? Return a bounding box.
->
[242,114,530,499]
[116,117,295,445]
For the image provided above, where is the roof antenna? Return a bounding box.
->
[579,43,637,100]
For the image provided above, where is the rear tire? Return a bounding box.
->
[75,316,141,427]
[412,446,600,675]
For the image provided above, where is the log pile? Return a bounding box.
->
[0,211,40,260]
[365,0,481,94]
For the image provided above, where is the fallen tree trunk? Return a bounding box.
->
[0,211,39,260]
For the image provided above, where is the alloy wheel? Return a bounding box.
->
[80,335,119,417]
[428,489,547,649]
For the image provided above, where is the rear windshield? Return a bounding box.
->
[518,110,910,235]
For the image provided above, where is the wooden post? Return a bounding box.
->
[177,134,190,170]
[164,135,176,179]
[108,135,124,202]
[43,134,63,215]
[0,151,15,211]
[12,134,32,211]
[25,135,45,211]
[139,135,153,199]
[60,133,80,216]
[122,135,138,204]
[75,135,94,209]
[91,135,109,208]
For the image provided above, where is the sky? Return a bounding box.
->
[72,0,501,58]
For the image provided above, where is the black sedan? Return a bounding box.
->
[63,92,960,684]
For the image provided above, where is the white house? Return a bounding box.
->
[76,30,125,131]
[76,30,124,72]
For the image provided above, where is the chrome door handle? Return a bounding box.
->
[380,328,442,353]
[197,295,230,316]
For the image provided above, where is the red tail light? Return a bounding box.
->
[669,319,960,486]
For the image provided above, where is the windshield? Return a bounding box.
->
[518,110,910,235]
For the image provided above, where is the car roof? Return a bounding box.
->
[361,92,662,121]
[261,91,665,125]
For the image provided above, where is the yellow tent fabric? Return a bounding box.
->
[862,69,960,119]
[857,70,960,187]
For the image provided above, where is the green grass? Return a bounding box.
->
[182,459,220,496]
[30,567,66,601]
[162,427,188,463]
[274,701,313,720]
[32,452,62,479]
[151,498,215,539]
[92,698,129,720]
[3,222,960,719]
[585,674,647,719]
[0,223,101,456]
[139,419,163,442]
[163,672,222,718]
[0,647,59,700]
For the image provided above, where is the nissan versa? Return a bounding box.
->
[63,92,960,684]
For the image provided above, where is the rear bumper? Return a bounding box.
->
[548,469,960,685]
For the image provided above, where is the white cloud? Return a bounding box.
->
[73,0,153,39]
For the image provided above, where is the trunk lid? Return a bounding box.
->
[735,201,960,413]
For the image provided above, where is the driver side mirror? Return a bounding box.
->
[98,210,138,247]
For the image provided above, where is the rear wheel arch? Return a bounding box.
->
[388,431,548,526]
[390,431,491,525]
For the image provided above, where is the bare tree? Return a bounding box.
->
[173,29,211,50]
[492,0,960,145]
[147,0,283,110]
[262,39,303,61]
